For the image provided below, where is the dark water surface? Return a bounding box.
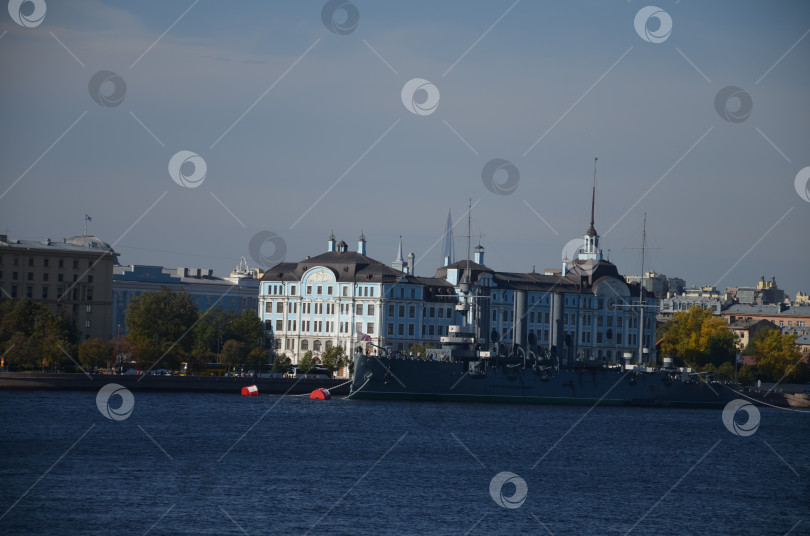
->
[0,390,807,535]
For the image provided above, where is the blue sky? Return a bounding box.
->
[1,0,809,295]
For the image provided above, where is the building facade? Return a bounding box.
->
[260,192,657,366]
[0,234,117,340]
[112,258,260,337]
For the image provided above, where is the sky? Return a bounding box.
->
[1,0,809,296]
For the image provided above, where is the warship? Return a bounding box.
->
[349,164,740,409]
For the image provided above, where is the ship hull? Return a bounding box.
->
[349,356,738,409]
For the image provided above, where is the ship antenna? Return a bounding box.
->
[639,212,646,366]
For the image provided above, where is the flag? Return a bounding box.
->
[85,214,92,222]
[357,332,371,342]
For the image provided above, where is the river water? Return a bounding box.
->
[0,390,807,535]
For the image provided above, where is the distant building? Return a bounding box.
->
[0,234,117,340]
[794,292,810,306]
[727,318,779,350]
[111,258,259,337]
[738,276,785,305]
[722,304,810,335]
[624,271,669,298]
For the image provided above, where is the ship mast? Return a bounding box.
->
[639,212,646,366]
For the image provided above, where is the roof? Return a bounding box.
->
[728,318,778,331]
[723,304,810,317]
[0,235,119,262]
[262,250,409,283]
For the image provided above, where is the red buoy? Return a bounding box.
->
[309,388,331,400]
[241,384,259,396]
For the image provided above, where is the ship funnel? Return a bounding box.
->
[513,290,528,354]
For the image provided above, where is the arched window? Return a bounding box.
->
[325,340,333,349]
[301,340,309,351]
[313,340,322,352]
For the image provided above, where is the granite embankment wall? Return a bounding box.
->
[0,372,350,395]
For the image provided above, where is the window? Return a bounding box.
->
[409,324,415,336]
[398,305,405,317]
[13,256,19,265]
[301,340,309,350]
[306,285,312,295]
[12,271,18,280]
[398,324,404,335]
[368,304,375,316]
[409,305,415,318]
[26,286,33,298]
[86,320,91,328]
[27,272,33,281]
[370,288,375,297]
[88,275,93,283]
[342,286,348,297]
[439,307,444,318]
[73,274,78,282]
[387,323,394,335]
[290,285,297,295]
[58,259,63,268]
[367,323,375,335]
[356,303,363,316]
[43,258,48,267]
[86,289,93,300]
[276,301,283,313]
[266,302,272,313]
[28,258,33,266]
[86,305,92,313]
[314,340,321,352]
[276,319,283,331]
[317,285,322,295]
[42,287,48,299]
[11,285,17,297]
[364,287,369,297]
[388,305,394,317]
[327,286,333,296]
[72,260,79,269]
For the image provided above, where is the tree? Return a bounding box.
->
[297,350,315,372]
[748,330,803,382]
[407,343,431,357]
[658,307,739,369]
[78,338,112,370]
[320,346,346,374]
[229,309,263,351]
[192,306,229,354]
[126,287,198,370]
[271,353,292,373]
[221,339,246,372]
[0,298,76,371]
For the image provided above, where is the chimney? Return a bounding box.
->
[443,255,451,267]
[474,244,484,266]
[358,232,367,256]
[407,252,415,276]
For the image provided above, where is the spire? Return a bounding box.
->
[579,157,603,262]
[586,157,597,237]
[392,235,405,272]
[441,209,454,267]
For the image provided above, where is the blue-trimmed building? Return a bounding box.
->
[112,259,260,337]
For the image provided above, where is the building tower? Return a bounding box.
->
[578,157,603,262]
[441,209,454,267]
[392,236,406,272]
[358,231,367,255]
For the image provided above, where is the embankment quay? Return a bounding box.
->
[0,373,350,395]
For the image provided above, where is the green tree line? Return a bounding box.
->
[658,306,807,384]
[0,287,269,373]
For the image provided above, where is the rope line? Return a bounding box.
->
[277,378,355,398]
[719,384,810,414]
